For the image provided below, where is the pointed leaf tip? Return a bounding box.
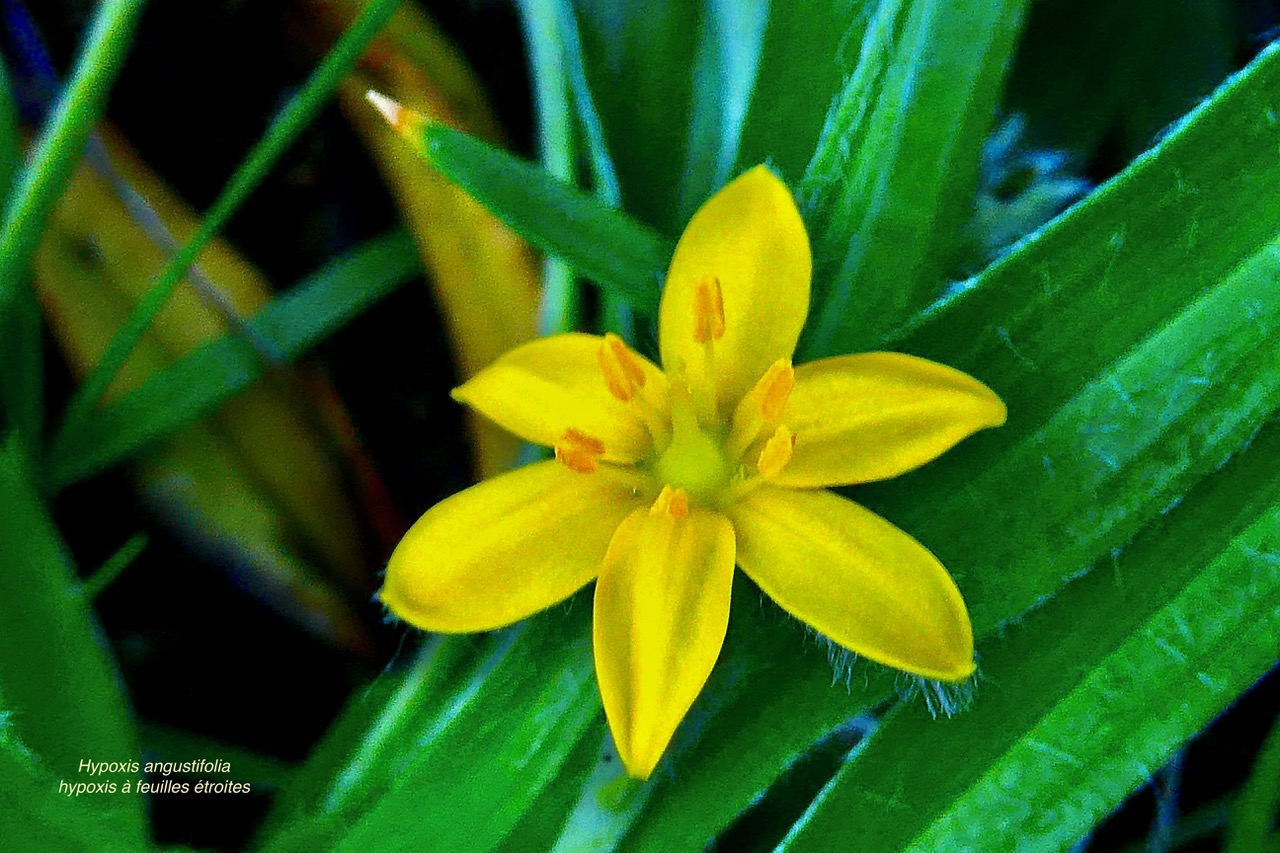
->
[365,89,402,125]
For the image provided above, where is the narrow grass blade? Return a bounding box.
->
[44,230,420,488]
[0,0,144,321]
[392,117,671,313]
[54,0,401,440]
[258,612,603,852]
[518,0,582,335]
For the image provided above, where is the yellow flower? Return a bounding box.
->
[380,166,1007,779]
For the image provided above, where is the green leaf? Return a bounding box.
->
[0,0,145,323]
[43,230,421,489]
[583,38,1280,850]
[570,0,775,228]
[410,122,671,314]
[552,0,622,206]
[570,0,700,229]
[0,54,19,200]
[778,415,1280,852]
[277,27,1280,853]
[53,0,402,444]
[257,612,603,852]
[800,0,1030,354]
[0,716,146,851]
[0,0,144,458]
[517,0,583,335]
[0,438,144,838]
[733,0,869,184]
[674,0,769,220]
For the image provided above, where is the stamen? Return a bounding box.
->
[649,485,690,520]
[721,426,797,504]
[597,333,647,402]
[692,276,725,343]
[758,360,795,421]
[727,359,795,460]
[756,426,796,479]
[554,428,606,473]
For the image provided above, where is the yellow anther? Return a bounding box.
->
[692,276,726,343]
[757,359,795,422]
[649,485,690,520]
[597,333,647,402]
[757,426,796,479]
[554,428,606,474]
[726,359,796,460]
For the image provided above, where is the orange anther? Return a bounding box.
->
[554,429,606,473]
[649,485,690,520]
[757,426,796,479]
[757,359,795,422]
[597,333,647,402]
[693,276,726,343]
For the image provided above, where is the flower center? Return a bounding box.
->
[653,381,730,503]
[578,300,801,505]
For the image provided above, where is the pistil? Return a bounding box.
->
[653,379,730,503]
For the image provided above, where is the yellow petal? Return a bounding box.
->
[452,333,666,463]
[658,166,811,414]
[776,352,1006,487]
[594,506,736,779]
[381,461,642,632]
[729,486,974,681]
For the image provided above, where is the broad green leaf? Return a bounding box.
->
[408,122,671,313]
[44,230,421,489]
[0,438,144,837]
[800,0,1030,354]
[733,0,869,184]
[779,415,1280,852]
[258,613,603,852]
[54,0,402,442]
[0,716,145,851]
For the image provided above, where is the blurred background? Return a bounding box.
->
[7,0,1280,849]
